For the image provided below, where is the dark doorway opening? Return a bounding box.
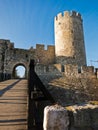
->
[12,64,27,79]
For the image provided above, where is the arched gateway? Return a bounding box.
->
[12,63,27,78]
[0,39,55,80]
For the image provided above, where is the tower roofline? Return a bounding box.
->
[55,10,82,21]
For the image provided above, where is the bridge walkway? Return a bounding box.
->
[0,79,28,130]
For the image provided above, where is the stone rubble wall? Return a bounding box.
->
[43,104,98,130]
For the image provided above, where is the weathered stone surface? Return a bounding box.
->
[43,104,98,130]
[47,77,98,106]
[55,11,86,66]
[0,40,55,79]
[66,103,98,130]
[43,104,69,130]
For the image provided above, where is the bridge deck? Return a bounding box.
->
[0,79,28,130]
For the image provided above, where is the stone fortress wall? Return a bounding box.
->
[0,10,97,81]
[0,39,55,80]
[35,64,98,79]
[0,39,98,80]
[0,11,98,130]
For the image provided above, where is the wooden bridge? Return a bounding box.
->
[0,79,28,130]
[0,60,55,130]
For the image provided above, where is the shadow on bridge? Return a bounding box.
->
[0,80,20,96]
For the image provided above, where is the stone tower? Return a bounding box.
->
[54,11,86,66]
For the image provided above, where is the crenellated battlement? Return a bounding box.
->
[35,64,98,79]
[0,41,55,69]
[0,39,14,49]
[32,44,55,52]
[64,64,96,78]
[36,44,44,50]
[0,39,10,44]
[55,11,82,21]
[0,40,55,53]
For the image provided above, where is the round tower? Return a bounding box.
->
[54,11,86,66]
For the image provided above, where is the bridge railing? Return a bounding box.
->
[28,59,55,130]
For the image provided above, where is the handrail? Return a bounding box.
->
[28,59,55,130]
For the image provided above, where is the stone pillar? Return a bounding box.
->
[43,104,69,130]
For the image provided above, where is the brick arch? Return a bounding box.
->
[12,63,28,79]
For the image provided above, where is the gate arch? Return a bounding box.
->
[12,63,28,79]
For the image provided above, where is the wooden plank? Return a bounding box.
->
[0,79,28,130]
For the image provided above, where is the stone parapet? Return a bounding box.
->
[64,64,96,78]
[64,64,78,76]
[35,64,62,75]
[43,104,98,130]
[43,104,69,130]
[66,103,98,130]
[35,64,98,79]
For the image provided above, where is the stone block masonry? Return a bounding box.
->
[0,40,55,79]
[43,104,98,130]
[0,39,97,80]
[43,104,69,130]
[55,11,86,66]
[35,64,98,79]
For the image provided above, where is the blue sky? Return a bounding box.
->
[0,0,98,67]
